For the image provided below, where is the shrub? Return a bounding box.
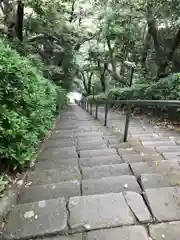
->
[87,93,107,102]
[0,40,65,169]
[107,73,180,118]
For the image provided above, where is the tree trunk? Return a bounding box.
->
[141,29,151,75]
[87,72,93,95]
[16,0,24,41]
[69,0,75,22]
[98,61,106,92]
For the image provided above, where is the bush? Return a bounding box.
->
[0,40,66,169]
[87,93,107,102]
[107,73,180,118]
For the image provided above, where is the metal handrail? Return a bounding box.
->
[77,98,180,142]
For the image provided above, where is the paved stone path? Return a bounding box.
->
[2,104,180,240]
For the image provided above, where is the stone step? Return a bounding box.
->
[149,221,180,240]
[86,225,149,240]
[79,155,123,167]
[27,166,81,185]
[121,152,164,163]
[140,172,180,189]
[82,163,131,180]
[3,198,67,240]
[130,160,180,176]
[155,145,180,153]
[145,187,180,222]
[141,140,176,147]
[38,146,77,160]
[68,192,151,232]
[19,180,81,204]
[76,131,103,138]
[162,152,180,160]
[44,139,76,149]
[80,148,117,159]
[77,139,107,151]
[82,175,141,195]
[35,158,78,170]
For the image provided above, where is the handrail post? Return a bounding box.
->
[123,103,131,142]
[95,104,98,119]
[104,103,108,126]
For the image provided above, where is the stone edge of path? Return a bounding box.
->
[0,173,27,224]
[0,112,63,226]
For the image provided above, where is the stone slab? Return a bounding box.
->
[87,226,149,240]
[76,131,102,137]
[149,221,180,240]
[27,167,81,185]
[141,172,180,189]
[78,140,107,151]
[3,198,67,239]
[145,187,180,221]
[82,163,131,180]
[141,140,176,147]
[20,180,81,203]
[79,155,122,167]
[80,148,117,159]
[156,146,180,153]
[121,153,145,163]
[35,158,78,170]
[162,152,180,160]
[38,147,77,160]
[130,160,180,176]
[82,175,141,195]
[69,193,135,231]
[40,234,82,240]
[124,191,152,223]
[45,140,76,149]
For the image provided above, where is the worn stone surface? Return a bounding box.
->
[79,155,123,167]
[3,198,67,239]
[145,187,180,221]
[124,191,152,223]
[77,131,102,138]
[78,141,107,151]
[121,153,145,163]
[86,226,149,240]
[156,145,180,153]
[69,193,135,231]
[162,152,180,160]
[80,148,117,159]
[130,160,180,176]
[19,180,81,203]
[82,163,131,180]
[35,158,78,170]
[27,167,81,185]
[44,140,76,149]
[141,172,180,189]
[37,234,82,240]
[141,140,176,147]
[149,221,180,240]
[82,175,141,195]
[38,147,77,160]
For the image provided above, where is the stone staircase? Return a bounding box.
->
[2,105,180,240]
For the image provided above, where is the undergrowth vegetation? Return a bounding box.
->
[0,40,66,169]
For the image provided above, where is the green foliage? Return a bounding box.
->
[107,74,180,102]
[87,93,107,102]
[107,73,180,117]
[0,40,65,169]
